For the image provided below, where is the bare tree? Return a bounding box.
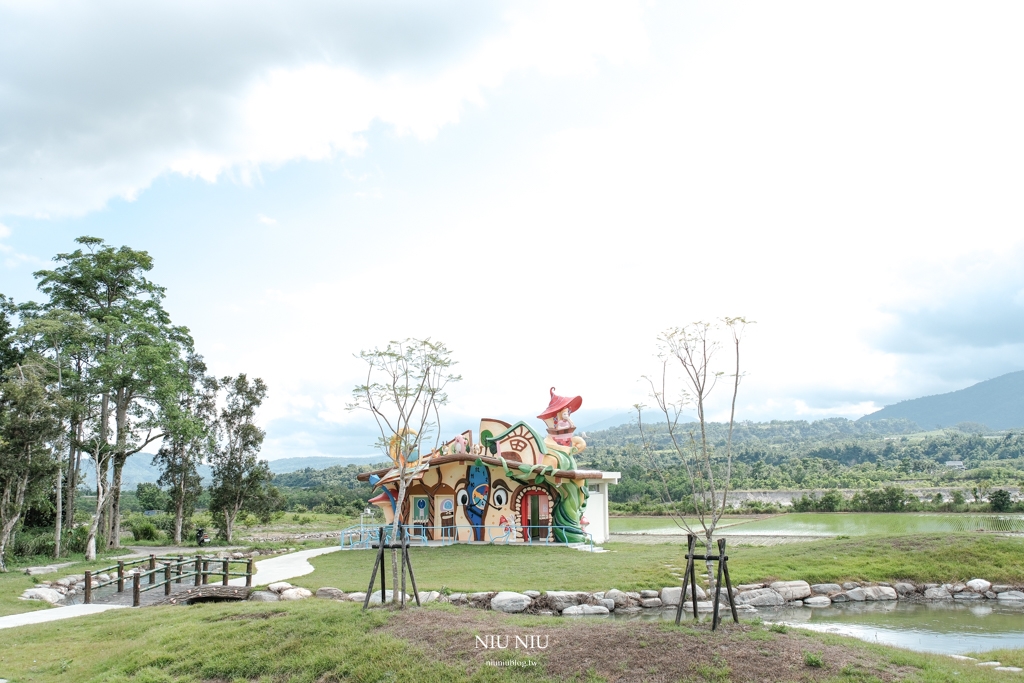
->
[348,338,459,604]
[637,317,749,590]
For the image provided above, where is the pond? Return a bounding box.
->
[611,600,1024,655]
[610,513,1024,537]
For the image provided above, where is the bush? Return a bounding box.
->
[990,489,1013,512]
[804,652,824,668]
[129,519,160,542]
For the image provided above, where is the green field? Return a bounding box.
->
[611,513,1024,536]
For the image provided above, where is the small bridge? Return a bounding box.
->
[83,554,254,607]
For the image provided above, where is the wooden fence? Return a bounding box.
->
[83,554,254,607]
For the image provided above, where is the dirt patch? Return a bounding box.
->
[216,610,287,621]
[382,608,913,682]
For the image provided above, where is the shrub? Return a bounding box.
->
[990,489,1013,513]
[804,652,824,668]
[129,519,160,542]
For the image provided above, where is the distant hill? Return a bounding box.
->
[579,410,697,433]
[859,370,1024,430]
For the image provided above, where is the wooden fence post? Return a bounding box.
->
[246,558,253,587]
[202,559,209,585]
[194,555,202,587]
[149,554,156,585]
[132,571,140,607]
[117,561,125,592]
[84,570,92,604]
[222,559,229,586]
[164,564,172,596]
[176,555,183,584]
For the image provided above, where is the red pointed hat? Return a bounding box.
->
[537,387,583,420]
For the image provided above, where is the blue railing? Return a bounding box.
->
[339,523,595,551]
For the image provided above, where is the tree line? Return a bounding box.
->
[0,237,279,570]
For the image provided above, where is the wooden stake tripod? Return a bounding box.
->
[362,526,422,610]
[675,534,738,630]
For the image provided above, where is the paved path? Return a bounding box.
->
[0,545,341,630]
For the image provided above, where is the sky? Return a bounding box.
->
[2,1,1023,460]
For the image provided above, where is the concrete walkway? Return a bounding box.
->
[0,545,341,631]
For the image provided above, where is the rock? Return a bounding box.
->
[804,595,831,607]
[844,588,866,601]
[733,588,785,607]
[626,591,641,600]
[280,587,312,601]
[267,582,293,594]
[605,589,629,608]
[954,592,983,600]
[770,581,811,601]
[20,588,63,604]
[924,587,952,600]
[314,587,347,600]
[367,590,412,605]
[248,591,278,602]
[468,591,492,601]
[985,591,998,600]
[24,566,58,576]
[592,592,605,600]
[640,589,659,598]
[491,592,532,613]
[661,586,705,605]
[735,604,757,613]
[786,600,804,606]
[545,591,587,612]
[994,667,1024,673]
[830,593,849,602]
[991,585,1013,593]
[942,582,966,594]
[599,598,615,611]
[977,662,1002,667]
[231,552,245,559]
[524,590,541,598]
[347,592,367,602]
[842,582,859,590]
[641,597,663,608]
[863,587,897,601]
[67,574,85,585]
[811,583,842,595]
[736,583,764,591]
[894,582,917,596]
[997,591,1024,601]
[448,593,468,604]
[966,579,992,593]
[562,604,609,616]
[923,583,940,590]
[418,591,441,604]
[877,582,891,587]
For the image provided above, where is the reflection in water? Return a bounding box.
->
[609,601,1024,654]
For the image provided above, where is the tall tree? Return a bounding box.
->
[34,237,192,549]
[637,318,749,591]
[155,353,215,544]
[348,338,459,603]
[0,362,61,571]
[208,374,271,543]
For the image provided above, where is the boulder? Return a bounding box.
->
[20,588,63,604]
[367,590,413,605]
[605,589,630,608]
[448,593,468,604]
[844,588,866,602]
[418,591,441,604]
[966,579,992,593]
[280,587,312,601]
[267,582,293,594]
[736,583,764,591]
[985,591,998,600]
[640,589,659,599]
[894,583,917,596]
[924,587,952,600]
[997,591,1024,601]
[991,585,1013,593]
[545,591,587,612]
[770,581,811,601]
[811,583,842,595]
[830,593,849,602]
[786,600,804,606]
[863,587,897,601]
[626,591,641,600]
[315,587,347,600]
[592,592,605,600]
[562,604,609,616]
[733,588,785,607]
[641,597,663,608]
[942,582,966,594]
[953,592,983,600]
[842,582,859,590]
[599,598,616,611]
[524,590,541,598]
[661,586,705,605]
[231,552,245,559]
[347,592,367,602]
[491,592,532,613]
[248,591,278,602]
[923,583,940,590]
[804,595,832,607]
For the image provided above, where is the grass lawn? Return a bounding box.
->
[0,552,138,618]
[293,534,1024,595]
[1,598,1022,682]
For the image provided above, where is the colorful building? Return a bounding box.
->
[357,388,620,544]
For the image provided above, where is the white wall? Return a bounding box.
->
[582,482,609,544]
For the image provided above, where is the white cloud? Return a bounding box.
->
[256,214,277,226]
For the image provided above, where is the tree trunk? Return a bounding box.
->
[704,534,716,595]
[108,453,126,548]
[173,496,184,545]
[54,464,63,559]
[0,473,31,573]
[390,476,409,604]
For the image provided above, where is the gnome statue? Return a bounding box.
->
[537,388,589,542]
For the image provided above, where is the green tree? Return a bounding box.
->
[208,374,272,542]
[989,489,1012,513]
[135,482,168,512]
